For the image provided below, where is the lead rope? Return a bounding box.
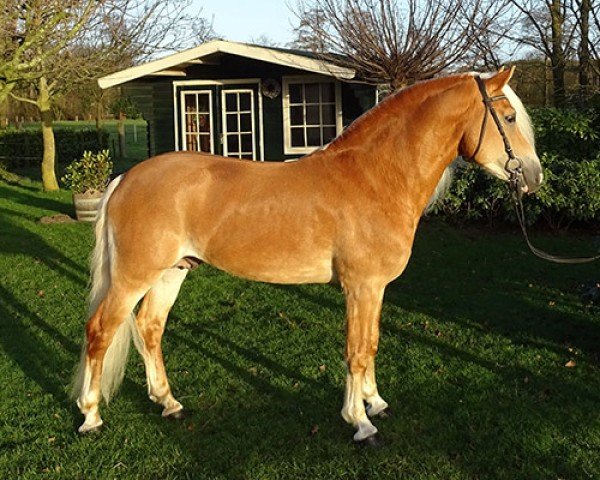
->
[510,177,600,264]
[474,76,600,264]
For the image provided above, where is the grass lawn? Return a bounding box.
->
[0,174,599,479]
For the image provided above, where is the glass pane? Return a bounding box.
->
[306,105,320,125]
[199,134,211,152]
[305,83,319,103]
[184,94,196,112]
[186,114,197,133]
[322,126,336,143]
[322,105,336,125]
[290,106,303,126]
[225,93,237,112]
[291,127,305,147]
[306,127,321,146]
[241,154,253,159]
[197,93,210,112]
[240,113,252,132]
[241,134,252,152]
[186,134,197,151]
[239,93,251,111]
[198,114,210,132]
[227,134,239,153]
[321,83,335,103]
[289,84,303,103]
[226,113,238,132]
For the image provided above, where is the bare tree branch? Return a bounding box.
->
[291,0,510,89]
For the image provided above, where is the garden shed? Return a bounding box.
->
[98,40,377,161]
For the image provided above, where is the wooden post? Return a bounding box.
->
[118,111,126,158]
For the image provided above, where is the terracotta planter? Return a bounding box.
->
[73,190,104,222]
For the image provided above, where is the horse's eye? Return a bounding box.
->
[505,114,516,124]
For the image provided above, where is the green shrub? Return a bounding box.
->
[0,128,109,169]
[529,108,599,159]
[534,152,600,229]
[61,150,113,193]
[430,107,600,230]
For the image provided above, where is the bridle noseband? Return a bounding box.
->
[469,75,600,264]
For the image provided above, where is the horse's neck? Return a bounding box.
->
[326,77,474,214]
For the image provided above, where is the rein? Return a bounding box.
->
[472,75,600,264]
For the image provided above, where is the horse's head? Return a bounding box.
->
[461,67,543,194]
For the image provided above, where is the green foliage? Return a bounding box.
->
[432,107,600,229]
[61,149,113,193]
[109,96,141,119]
[530,108,599,159]
[0,128,109,169]
[534,152,600,229]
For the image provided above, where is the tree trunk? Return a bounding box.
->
[578,0,591,102]
[0,83,15,106]
[118,111,126,158]
[550,0,566,106]
[38,77,59,191]
[95,90,104,134]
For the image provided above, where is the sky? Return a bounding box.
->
[193,0,297,46]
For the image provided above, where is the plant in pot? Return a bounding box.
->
[61,149,113,222]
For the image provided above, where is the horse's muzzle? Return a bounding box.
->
[521,159,544,194]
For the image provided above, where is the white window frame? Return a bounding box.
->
[282,76,343,155]
[179,89,214,153]
[221,89,257,160]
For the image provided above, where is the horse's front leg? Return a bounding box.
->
[341,281,386,444]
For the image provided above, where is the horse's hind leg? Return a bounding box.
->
[134,268,187,418]
[77,285,146,433]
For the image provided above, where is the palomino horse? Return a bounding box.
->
[72,68,543,444]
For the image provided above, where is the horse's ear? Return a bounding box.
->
[485,66,515,92]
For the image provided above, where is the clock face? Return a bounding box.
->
[261,78,281,99]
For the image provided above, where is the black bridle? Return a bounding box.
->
[471,75,600,264]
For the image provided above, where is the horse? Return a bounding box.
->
[72,67,543,445]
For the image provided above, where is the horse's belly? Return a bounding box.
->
[222,262,333,284]
[201,241,334,284]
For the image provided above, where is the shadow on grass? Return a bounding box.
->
[385,223,600,359]
[148,309,598,479]
[0,283,78,404]
[0,183,71,216]
[0,208,86,287]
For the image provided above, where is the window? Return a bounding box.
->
[282,78,341,154]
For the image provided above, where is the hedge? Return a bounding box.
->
[430,107,600,230]
[0,128,109,169]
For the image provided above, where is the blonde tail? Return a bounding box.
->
[71,174,134,403]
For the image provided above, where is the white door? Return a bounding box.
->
[180,90,213,153]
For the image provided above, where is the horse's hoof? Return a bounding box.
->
[355,432,384,448]
[377,407,392,419]
[77,423,103,436]
[165,408,186,421]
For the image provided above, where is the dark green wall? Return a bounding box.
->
[122,54,377,160]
